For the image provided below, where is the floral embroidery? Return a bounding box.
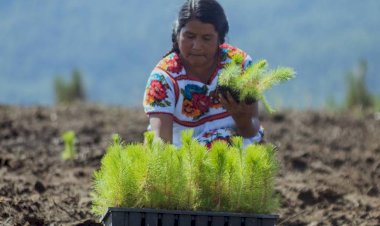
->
[182,99,201,118]
[201,130,219,139]
[200,130,232,149]
[219,43,246,64]
[144,74,171,107]
[157,53,182,73]
[181,84,211,119]
[144,43,258,147]
[192,93,211,113]
[209,89,222,109]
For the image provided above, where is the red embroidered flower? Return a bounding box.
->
[148,80,167,101]
[192,93,211,113]
[167,55,182,73]
[219,43,230,49]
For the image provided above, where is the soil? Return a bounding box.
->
[1,104,379,226]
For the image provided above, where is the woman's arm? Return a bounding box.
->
[219,92,260,138]
[149,114,174,143]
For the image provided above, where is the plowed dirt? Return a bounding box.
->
[1,104,379,225]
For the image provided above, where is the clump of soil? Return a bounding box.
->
[1,104,379,225]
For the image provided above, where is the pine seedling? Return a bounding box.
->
[218,55,244,102]
[91,138,125,215]
[91,130,280,216]
[180,130,207,210]
[142,130,184,209]
[144,130,155,149]
[224,144,242,211]
[61,130,77,160]
[204,140,230,210]
[121,143,149,208]
[145,139,186,209]
[241,144,279,213]
[259,144,280,213]
[227,136,245,211]
[142,133,162,208]
[240,144,263,212]
[230,136,244,151]
[111,133,121,144]
[92,136,150,215]
[218,57,295,113]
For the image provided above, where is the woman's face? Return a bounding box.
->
[177,19,219,69]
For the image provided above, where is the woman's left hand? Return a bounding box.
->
[219,92,260,137]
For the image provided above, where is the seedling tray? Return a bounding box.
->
[101,207,278,226]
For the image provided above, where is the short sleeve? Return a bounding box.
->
[143,70,176,115]
[219,43,252,70]
[243,54,253,70]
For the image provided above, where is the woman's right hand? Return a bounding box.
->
[149,114,174,143]
[219,92,260,138]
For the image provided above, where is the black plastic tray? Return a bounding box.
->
[101,207,278,226]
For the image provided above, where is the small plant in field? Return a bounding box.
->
[91,130,279,216]
[111,133,122,144]
[61,130,77,160]
[54,69,86,104]
[344,60,374,111]
[218,55,295,113]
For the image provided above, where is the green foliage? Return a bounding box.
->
[241,145,279,213]
[326,60,380,113]
[61,130,77,160]
[218,56,295,113]
[375,97,380,111]
[91,130,279,216]
[344,60,374,111]
[111,133,122,144]
[54,69,86,104]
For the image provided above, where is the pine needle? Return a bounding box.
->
[218,58,295,113]
[91,132,279,216]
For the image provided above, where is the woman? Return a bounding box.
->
[143,0,264,147]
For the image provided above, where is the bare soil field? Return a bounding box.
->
[1,104,379,225]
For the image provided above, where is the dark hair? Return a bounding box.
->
[166,0,229,55]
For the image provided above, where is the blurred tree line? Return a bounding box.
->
[327,60,380,113]
[2,0,379,107]
[345,61,374,110]
[53,61,380,114]
[54,69,86,104]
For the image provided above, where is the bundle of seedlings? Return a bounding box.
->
[218,55,295,113]
[91,131,279,216]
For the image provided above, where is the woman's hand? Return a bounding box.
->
[219,92,260,138]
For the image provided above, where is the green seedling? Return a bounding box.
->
[218,55,295,113]
[91,130,279,216]
[111,133,121,144]
[61,130,77,160]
